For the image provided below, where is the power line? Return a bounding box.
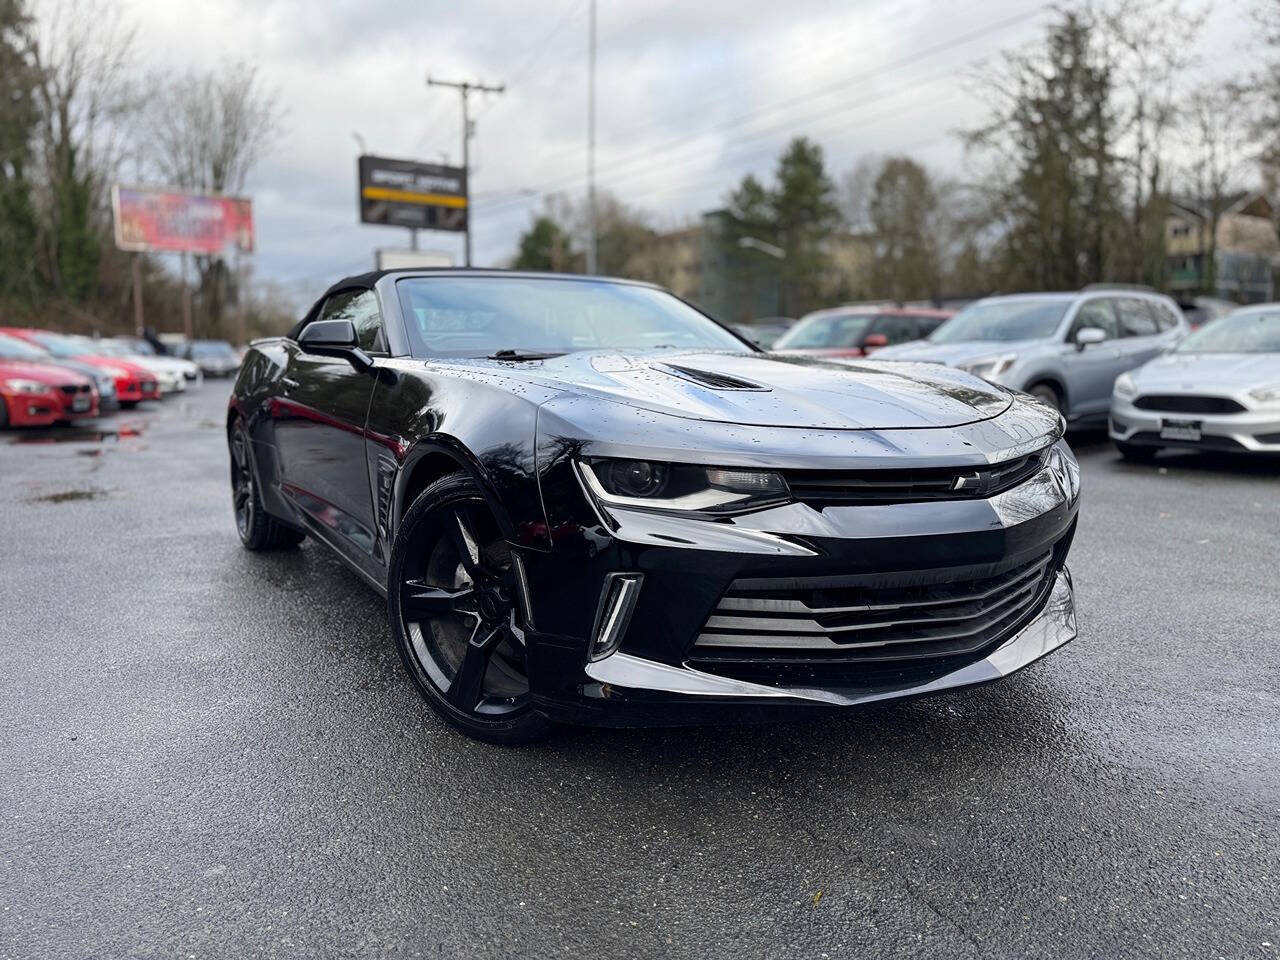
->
[474,3,1049,218]
[473,42,994,218]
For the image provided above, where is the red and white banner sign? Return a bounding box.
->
[112,185,254,255]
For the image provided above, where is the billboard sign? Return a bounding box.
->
[358,155,467,232]
[112,186,254,255]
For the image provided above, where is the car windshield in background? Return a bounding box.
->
[396,277,750,358]
[27,332,85,358]
[930,299,1069,343]
[773,313,873,349]
[0,333,50,361]
[191,341,236,358]
[1176,310,1280,353]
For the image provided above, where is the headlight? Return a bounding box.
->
[1046,442,1081,503]
[1113,372,1137,399]
[2,378,53,395]
[1249,383,1280,406]
[959,353,1017,379]
[579,458,789,514]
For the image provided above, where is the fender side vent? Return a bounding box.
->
[658,364,769,391]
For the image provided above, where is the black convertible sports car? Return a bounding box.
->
[228,270,1081,743]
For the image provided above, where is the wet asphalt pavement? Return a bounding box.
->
[1,383,1277,960]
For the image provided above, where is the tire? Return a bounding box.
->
[1116,440,1159,463]
[1027,383,1061,412]
[120,400,138,409]
[229,420,305,550]
[388,472,551,745]
[0,397,8,430]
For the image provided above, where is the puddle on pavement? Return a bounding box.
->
[9,425,145,446]
[24,487,109,504]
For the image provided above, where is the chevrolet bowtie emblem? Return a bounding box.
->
[952,472,986,493]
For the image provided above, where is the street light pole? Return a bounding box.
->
[427,76,506,267]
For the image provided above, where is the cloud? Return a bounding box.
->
[113,0,1250,302]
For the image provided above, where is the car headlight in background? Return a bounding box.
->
[1113,372,1138,399]
[959,353,1017,380]
[579,458,790,514]
[2,379,54,395]
[1248,383,1280,406]
[1047,442,1081,503]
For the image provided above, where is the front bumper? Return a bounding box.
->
[522,441,1080,727]
[555,569,1074,724]
[1110,397,1280,453]
[1,392,60,427]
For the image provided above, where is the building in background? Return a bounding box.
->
[624,210,874,323]
[1165,193,1279,304]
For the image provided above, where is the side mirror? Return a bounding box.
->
[1074,326,1107,351]
[299,319,373,370]
[862,333,889,349]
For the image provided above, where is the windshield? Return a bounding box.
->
[396,276,750,358]
[930,299,1069,343]
[191,341,236,357]
[1176,310,1280,353]
[0,333,51,361]
[27,332,86,358]
[774,313,874,349]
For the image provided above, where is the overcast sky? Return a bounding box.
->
[114,0,1254,304]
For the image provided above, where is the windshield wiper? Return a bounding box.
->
[486,348,565,361]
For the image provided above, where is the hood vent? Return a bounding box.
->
[657,363,769,392]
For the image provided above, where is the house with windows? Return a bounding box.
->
[1165,193,1279,303]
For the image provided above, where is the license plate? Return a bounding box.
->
[71,396,90,412]
[1160,418,1202,442]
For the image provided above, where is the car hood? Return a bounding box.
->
[873,339,1046,366]
[0,360,89,386]
[1133,352,1280,392]
[445,350,1012,429]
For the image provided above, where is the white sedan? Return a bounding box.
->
[1110,305,1280,460]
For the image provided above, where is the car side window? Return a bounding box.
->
[1116,298,1158,338]
[875,316,918,345]
[1143,299,1179,332]
[316,289,386,353]
[1070,299,1119,340]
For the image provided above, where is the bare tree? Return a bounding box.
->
[1185,84,1254,296]
[142,61,283,335]
[1101,0,1209,286]
[28,0,137,303]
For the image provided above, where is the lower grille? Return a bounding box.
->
[1133,394,1245,414]
[691,550,1061,671]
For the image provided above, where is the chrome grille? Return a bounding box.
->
[692,551,1056,663]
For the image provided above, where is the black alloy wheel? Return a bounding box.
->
[229,420,305,550]
[389,472,551,744]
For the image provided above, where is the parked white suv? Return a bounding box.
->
[875,287,1188,423]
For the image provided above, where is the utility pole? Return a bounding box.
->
[585,0,598,275]
[427,76,505,267]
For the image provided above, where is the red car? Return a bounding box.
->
[0,327,160,406]
[771,306,954,358]
[0,359,99,427]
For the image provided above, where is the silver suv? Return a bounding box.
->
[874,289,1188,422]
